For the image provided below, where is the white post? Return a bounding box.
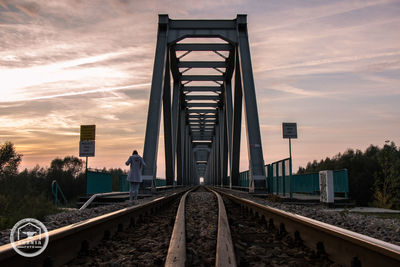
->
[319,170,334,204]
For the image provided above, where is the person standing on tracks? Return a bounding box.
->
[125,150,146,204]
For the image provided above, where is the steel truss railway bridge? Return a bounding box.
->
[142,14,266,192]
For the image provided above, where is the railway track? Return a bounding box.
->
[165,187,236,267]
[0,186,399,266]
[0,190,186,266]
[214,187,400,267]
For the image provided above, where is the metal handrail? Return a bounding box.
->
[51,180,68,206]
[79,192,129,210]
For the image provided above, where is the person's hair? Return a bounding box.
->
[132,150,138,155]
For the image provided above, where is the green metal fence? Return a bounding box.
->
[332,169,349,197]
[236,158,349,198]
[119,175,166,191]
[291,169,349,197]
[238,170,250,187]
[266,158,292,197]
[291,172,320,194]
[87,170,168,194]
[86,170,113,194]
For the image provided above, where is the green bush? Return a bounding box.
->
[0,142,129,230]
[0,194,59,230]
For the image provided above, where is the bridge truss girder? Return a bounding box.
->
[142,14,267,192]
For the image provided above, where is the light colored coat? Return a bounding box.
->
[125,154,146,182]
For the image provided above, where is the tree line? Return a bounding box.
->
[297,141,400,209]
[0,141,126,229]
[1,140,399,229]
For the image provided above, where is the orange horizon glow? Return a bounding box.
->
[1,0,399,177]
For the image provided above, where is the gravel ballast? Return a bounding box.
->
[185,189,218,266]
[220,188,400,247]
[66,197,180,266]
[1,186,398,250]
[0,188,188,246]
[224,197,337,266]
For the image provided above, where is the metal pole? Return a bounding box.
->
[85,156,88,196]
[289,138,293,198]
[55,183,58,206]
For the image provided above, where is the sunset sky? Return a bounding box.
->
[1,0,399,177]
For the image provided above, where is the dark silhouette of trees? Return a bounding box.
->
[0,141,129,229]
[48,156,85,201]
[372,142,400,208]
[0,141,22,177]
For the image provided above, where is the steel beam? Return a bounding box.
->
[171,81,180,184]
[183,86,221,92]
[186,102,218,108]
[169,20,236,29]
[192,136,213,140]
[237,15,266,192]
[174,43,231,51]
[231,51,242,187]
[189,124,216,127]
[142,15,169,188]
[187,109,218,114]
[224,81,233,186]
[179,61,226,68]
[177,107,185,185]
[163,52,174,185]
[188,115,216,119]
[185,95,220,101]
[182,75,224,81]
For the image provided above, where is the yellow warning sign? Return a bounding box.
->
[80,125,96,141]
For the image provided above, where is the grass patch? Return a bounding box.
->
[0,194,60,230]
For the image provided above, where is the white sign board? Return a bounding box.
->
[282,122,297,139]
[79,140,95,157]
[319,170,334,203]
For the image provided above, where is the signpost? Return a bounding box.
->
[80,125,96,193]
[282,122,297,159]
[282,122,297,198]
[80,125,96,141]
[79,140,95,157]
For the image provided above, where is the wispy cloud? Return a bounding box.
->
[258,51,400,73]
[0,0,399,173]
[252,0,395,33]
[0,83,150,103]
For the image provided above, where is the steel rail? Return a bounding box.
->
[166,187,237,267]
[165,188,195,267]
[207,187,237,267]
[0,190,188,267]
[213,188,400,267]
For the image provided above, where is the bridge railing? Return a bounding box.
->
[291,169,349,198]
[86,170,167,195]
[51,180,68,206]
[119,175,166,191]
[235,158,349,199]
[267,158,292,197]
